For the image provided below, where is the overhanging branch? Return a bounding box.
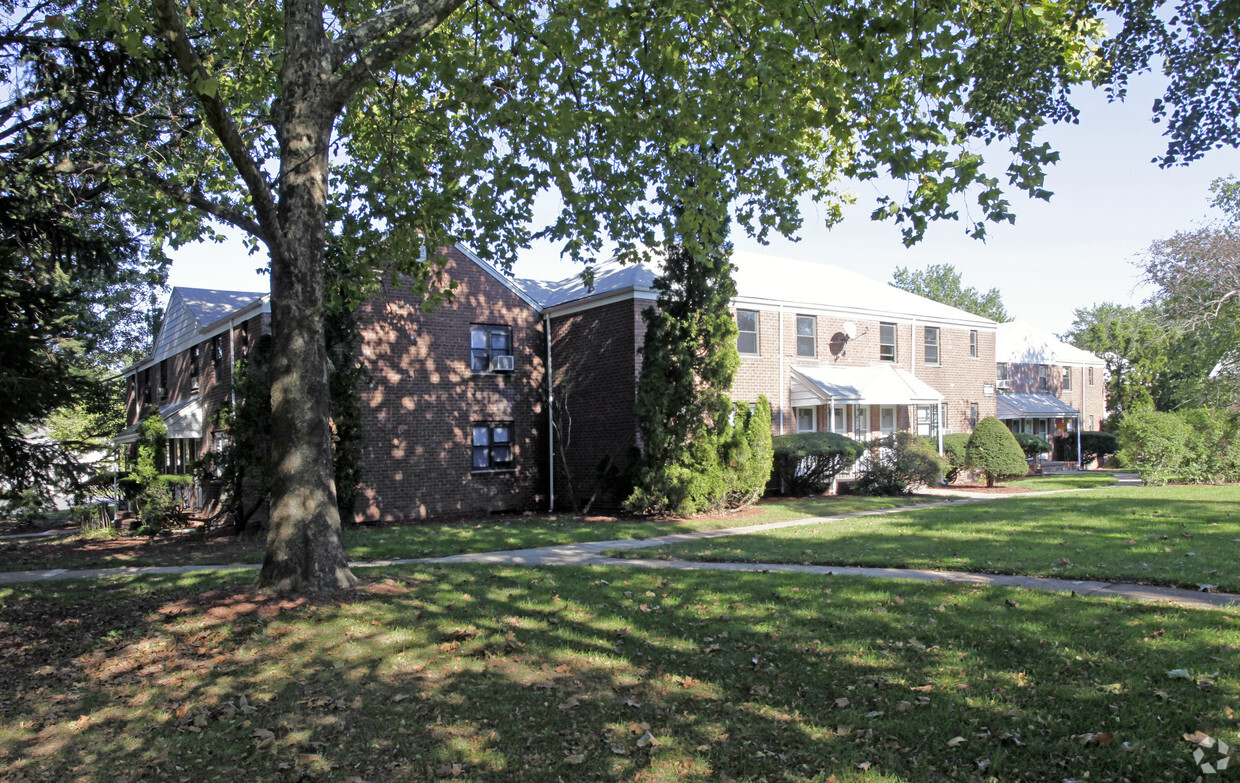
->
[151,0,280,248]
[324,0,468,112]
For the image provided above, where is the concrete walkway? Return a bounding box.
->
[3,474,1236,610]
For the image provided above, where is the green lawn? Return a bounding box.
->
[2,565,1235,782]
[0,495,927,572]
[1004,473,1119,491]
[617,485,1240,592]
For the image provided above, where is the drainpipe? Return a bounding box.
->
[545,313,555,513]
[778,303,785,433]
[228,318,237,410]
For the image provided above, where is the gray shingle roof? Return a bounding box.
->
[175,287,268,329]
[996,393,1080,419]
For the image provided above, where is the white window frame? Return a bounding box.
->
[1062,366,1072,391]
[879,322,897,362]
[969,329,978,358]
[923,326,940,365]
[736,310,760,356]
[795,407,817,433]
[795,314,816,358]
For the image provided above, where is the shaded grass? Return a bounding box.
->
[0,496,925,573]
[618,485,1240,592]
[1,565,1236,782]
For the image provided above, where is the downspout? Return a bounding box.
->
[938,401,944,455]
[909,317,916,440]
[545,312,555,513]
[778,303,785,434]
[228,317,237,409]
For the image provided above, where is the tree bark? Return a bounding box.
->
[258,0,358,591]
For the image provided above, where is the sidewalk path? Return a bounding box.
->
[5,473,1233,611]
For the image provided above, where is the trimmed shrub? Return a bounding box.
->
[853,432,946,496]
[1117,409,1190,486]
[941,432,972,483]
[772,431,865,495]
[1013,432,1052,458]
[966,417,1029,487]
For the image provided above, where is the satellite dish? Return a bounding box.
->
[843,321,858,340]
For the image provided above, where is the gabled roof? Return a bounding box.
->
[130,286,270,374]
[996,321,1104,367]
[517,250,998,328]
[791,364,944,406]
[113,397,205,444]
[176,287,268,330]
[996,393,1080,419]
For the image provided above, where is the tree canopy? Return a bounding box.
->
[19,0,1240,590]
[890,263,1011,321]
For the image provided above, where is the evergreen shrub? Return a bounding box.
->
[966,417,1029,487]
[771,431,865,495]
[853,432,946,495]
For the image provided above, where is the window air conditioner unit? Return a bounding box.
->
[490,355,515,372]
[996,379,1011,390]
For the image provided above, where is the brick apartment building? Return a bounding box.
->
[121,245,1098,523]
[994,321,1107,455]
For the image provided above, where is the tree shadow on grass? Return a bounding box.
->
[0,564,1236,781]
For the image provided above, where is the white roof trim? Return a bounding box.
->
[791,364,945,406]
[453,243,544,311]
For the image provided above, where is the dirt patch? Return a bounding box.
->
[0,526,263,571]
[944,483,1033,494]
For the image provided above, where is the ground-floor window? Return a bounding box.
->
[795,407,817,433]
[916,405,938,438]
[472,422,513,470]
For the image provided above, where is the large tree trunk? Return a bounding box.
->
[258,1,358,592]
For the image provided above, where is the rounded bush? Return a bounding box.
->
[966,417,1029,487]
[941,432,972,483]
[772,431,865,495]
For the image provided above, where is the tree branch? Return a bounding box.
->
[150,0,280,247]
[324,0,468,112]
[326,0,462,72]
[134,169,269,240]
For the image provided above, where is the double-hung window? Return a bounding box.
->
[879,322,897,362]
[736,310,759,355]
[471,324,513,373]
[969,330,978,358]
[471,422,513,470]
[1039,365,1049,390]
[1088,367,1095,386]
[190,345,201,392]
[1062,367,1072,391]
[970,403,980,428]
[212,335,225,370]
[923,326,940,365]
[796,315,815,357]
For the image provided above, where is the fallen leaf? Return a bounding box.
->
[1184,731,1213,747]
[856,761,871,771]
[558,697,580,711]
[834,697,850,708]
[636,731,658,748]
[564,754,586,765]
[947,736,967,747]
[976,758,992,771]
[1167,669,1193,680]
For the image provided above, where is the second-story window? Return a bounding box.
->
[924,326,940,365]
[1062,366,1072,391]
[970,330,978,358]
[159,360,168,400]
[211,335,224,370]
[190,345,201,392]
[142,370,151,405]
[736,310,759,355]
[796,315,815,357]
[879,322,896,362]
[1088,367,1095,386]
[1039,365,1049,390]
[471,324,513,372]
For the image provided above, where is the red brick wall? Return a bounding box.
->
[730,308,997,437]
[354,248,546,522]
[1004,361,1107,431]
[548,298,646,510]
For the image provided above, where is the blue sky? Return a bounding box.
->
[168,68,1240,336]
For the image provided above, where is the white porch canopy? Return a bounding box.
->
[790,365,944,407]
[113,398,205,445]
